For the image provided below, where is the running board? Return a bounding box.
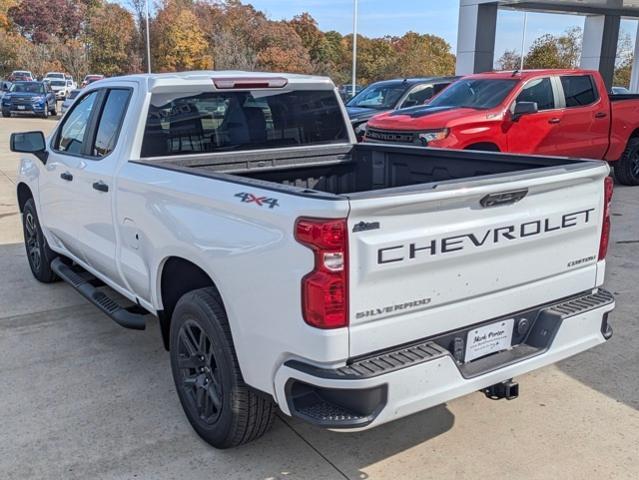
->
[51,258,147,330]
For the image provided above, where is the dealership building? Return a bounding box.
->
[456,0,639,90]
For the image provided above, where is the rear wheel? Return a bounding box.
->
[22,199,58,283]
[615,137,639,186]
[2,110,10,117]
[169,287,275,448]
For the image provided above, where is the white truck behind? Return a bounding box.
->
[11,71,615,448]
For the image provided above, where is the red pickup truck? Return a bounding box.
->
[364,69,639,185]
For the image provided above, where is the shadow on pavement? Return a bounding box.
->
[557,188,639,411]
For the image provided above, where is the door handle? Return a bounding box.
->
[92,181,109,192]
[548,118,561,124]
[595,112,608,118]
[60,172,73,181]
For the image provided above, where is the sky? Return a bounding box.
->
[247,0,638,62]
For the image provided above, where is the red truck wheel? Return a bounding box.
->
[616,138,639,186]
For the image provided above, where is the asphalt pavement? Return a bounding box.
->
[0,116,637,480]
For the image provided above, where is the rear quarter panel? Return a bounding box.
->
[115,162,351,395]
[607,99,639,161]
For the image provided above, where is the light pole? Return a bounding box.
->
[520,12,528,70]
[145,0,152,73]
[351,0,358,97]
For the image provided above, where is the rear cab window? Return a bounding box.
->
[560,75,598,107]
[141,89,348,157]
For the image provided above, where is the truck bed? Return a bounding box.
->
[139,143,588,197]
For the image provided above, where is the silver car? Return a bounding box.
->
[60,89,81,114]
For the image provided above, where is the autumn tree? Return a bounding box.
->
[9,0,85,43]
[152,0,212,72]
[256,21,312,73]
[87,3,139,76]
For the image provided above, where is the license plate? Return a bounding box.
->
[17,105,25,110]
[465,318,514,362]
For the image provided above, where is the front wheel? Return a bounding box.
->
[615,137,639,186]
[169,288,275,448]
[22,199,59,283]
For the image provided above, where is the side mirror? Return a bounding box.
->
[10,131,48,164]
[512,101,538,121]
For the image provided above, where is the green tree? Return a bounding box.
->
[524,27,582,69]
[497,49,522,70]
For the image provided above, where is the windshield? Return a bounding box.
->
[10,83,44,94]
[51,80,66,86]
[347,83,408,110]
[428,79,518,109]
[47,74,64,79]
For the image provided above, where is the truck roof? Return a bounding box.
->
[470,69,600,80]
[96,70,335,93]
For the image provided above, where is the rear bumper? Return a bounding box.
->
[274,289,614,430]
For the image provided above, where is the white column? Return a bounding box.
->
[629,22,639,92]
[580,14,620,90]
[455,0,498,75]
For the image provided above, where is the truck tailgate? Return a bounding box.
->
[346,163,609,357]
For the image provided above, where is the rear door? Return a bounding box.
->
[346,165,608,356]
[553,74,609,159]
[74,87,133,286]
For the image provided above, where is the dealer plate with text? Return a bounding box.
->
[465,318,514,362]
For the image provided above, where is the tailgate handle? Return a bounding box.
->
[480,189,528,208]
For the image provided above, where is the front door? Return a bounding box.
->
[505,76,559,155]
[39,89,101,261]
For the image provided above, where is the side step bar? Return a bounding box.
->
[51,258,147,330]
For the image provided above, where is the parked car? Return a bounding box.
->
[65,74,77,90]
[44,72,66,82]
[346,77,457,139]
[81,74,104,88]
[365,69,639,185]
[338,84,364,101]
[60,88,81,114]
[8,70,34,82]
[0,81,11,101]
[1,81,56,118]
[611,86,630,94]
[10,71,615,449]
[48,79,70,100]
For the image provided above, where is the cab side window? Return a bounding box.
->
[516,78,555,111]
[54,91,99,155]
[561,75,598,107]
[91,89,131,157]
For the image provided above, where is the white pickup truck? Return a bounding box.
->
[11,71,615,449]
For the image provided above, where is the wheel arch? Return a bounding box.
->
[156,256,224,351]
[464,142,501,152]
[17,182,34,212]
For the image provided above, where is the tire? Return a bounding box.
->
[22,198,59,283]
[51,103,57,116]
[2,110,10,117]
[169,287,275,448]
[615,137,639,186]
[40,107,48,119]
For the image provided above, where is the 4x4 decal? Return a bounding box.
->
[235,192,280,209]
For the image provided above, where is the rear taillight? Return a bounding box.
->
[295,217,348,329]
[598,176,614,260]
